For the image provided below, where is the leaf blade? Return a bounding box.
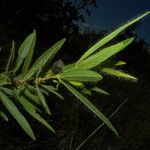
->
[6,41,15,71]
[40,85,64,100]
[0,91,35,140]
[22,30,36,74]
[36,83,51,115]
[0,111,9,121]
[77,11,150,63]
[58,69,103,82]
[18,96,55,133]
[23,38,66,80]
[77,38,134,69]
[91,87,109,95]
[13,31,36,72]
[24,89,41,105]
[61,80,118,136]
[101,68,137,81]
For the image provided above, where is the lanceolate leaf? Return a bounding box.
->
[0,87,14,96]
[36,83,51,115]
[0,111,9,121]
[32,38,66,71]
[98,58,126,69]
[77,11,150,63]
[0,91,35,140]
[18,96,55,133]
[91,87,109,95]
[101,68,137,81]
[6,41,15,72]
[40,84,64,100]
[58,69,103,82]
[60,80,118,136]
[0,11,148,140]
[82,88,92,95]
[22,30,36,74]
[115,61,126,66]
[76,38,134,69]
[14,31,36,73]
[69,81,84,88]
[63,63,76,71]
[23,38,66,80]
[24,89,41,104]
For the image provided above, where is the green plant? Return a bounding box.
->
[0,11,149,140]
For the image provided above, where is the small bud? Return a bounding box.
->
[51,59,64,74]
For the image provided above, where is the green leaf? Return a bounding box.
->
[13,31,36,73]
[60,80,118,136]
[0,90,35,140]
[32,38,66,71]
[77,11,150,63]
[24,89,41,105]
[26,84,37,92]
[115,61,126,66]
[18,96,55,133]
[40,84,64,100]
[0,87,14,96]
[76,38,134,69]
[6,41,15,71]
[101,68,137,81]
[58,69,103,82]
[82,88,92,95]
[36,83,51,115]
[0,111,9,121]
[63,63,75,71]
[69,81,84,88]
[22,30,36,74]
[23,38,66,80]
[91,87,109,95]
[26,83,48,96]
[98,59,126,69]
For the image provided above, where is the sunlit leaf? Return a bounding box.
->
[77,11,150,63]
[60,80,118,136]
[23,38,66,80]
[0,90,35,140]
[98,58,126,69]
[115,61,126,66]
[91,87,109,95]
[69,81,84,88]
[58,69,103,82]
[14,31,36,73]
[22,30,36,74]
[63,63,75,71]
[76,38,134,69]
[101,68,137,81]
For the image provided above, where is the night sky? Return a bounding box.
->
[80,0,150,43]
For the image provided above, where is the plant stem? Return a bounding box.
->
[0,74,57,87]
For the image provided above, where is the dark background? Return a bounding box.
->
[0,0,150,149]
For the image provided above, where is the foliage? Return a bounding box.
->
[0,11,149,140]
